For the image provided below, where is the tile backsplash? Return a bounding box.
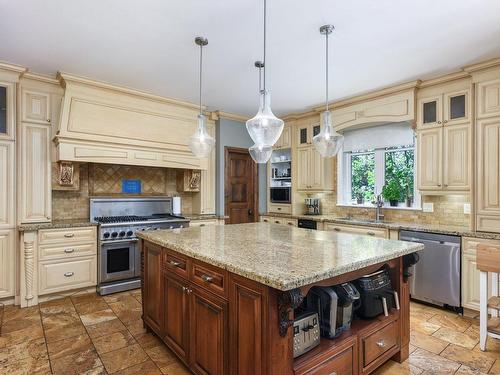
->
[52,163,193,220]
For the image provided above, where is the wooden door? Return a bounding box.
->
[19,123,51,223]
[443,123,471,190]
[163,275,189,362]
[417,127,442,191]
[224,147,258,224]
[143,242,163,334]
[297,147,311,190]
[189,286,227,375]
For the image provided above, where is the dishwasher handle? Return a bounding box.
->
[400,237,459,247]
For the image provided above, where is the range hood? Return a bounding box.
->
[54,73,211,170]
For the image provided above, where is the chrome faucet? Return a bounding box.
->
[374,194,385,222]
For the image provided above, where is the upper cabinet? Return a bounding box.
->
[274,123,291,149]
[476,78,500,119]
[416,78,472,194]
[22,89,51,124]
[296,122,320,148]
[0,81,16,140]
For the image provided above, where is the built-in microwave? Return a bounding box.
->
[270,187,291,203]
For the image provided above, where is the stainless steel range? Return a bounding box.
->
[90,197,189,295]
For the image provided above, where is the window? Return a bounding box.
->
[338,122,419,208]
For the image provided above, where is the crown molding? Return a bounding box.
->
[210,110,248,123]
[0,61,27,74]
[21,71,61,85]
[419,71,471,88]
[57,71,203,111]
[463,57,500,73]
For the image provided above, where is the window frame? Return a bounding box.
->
[338,144,421,209]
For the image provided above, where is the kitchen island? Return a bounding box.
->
[137,223,423,375]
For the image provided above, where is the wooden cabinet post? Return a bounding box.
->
[143,242,164,334]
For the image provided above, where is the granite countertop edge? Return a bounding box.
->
[137,230,423,291]
[263,213,500,240]
[18,220,98,232]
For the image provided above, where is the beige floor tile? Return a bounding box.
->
[108,297,142,324]
[440,344,495,373]
[408,348,461,374]
[134,332,164,350]
[159,361,191,375]
[455,364,489,374]
[145,345,177,369]
[0,356,51,375]
[411,317,442,335]
[39,301,76,316]
[410,330,449,354]
[432,327,479,349]
[103,291,133,304]
[113,360,162,375]
[428,314,473,333]
[99,344,149,374]
[374,359,424,375]
[0,324,44,348]
[488,360,500,375]
[80,309,117,326]
[92,330,136,355]
[71,292,104,305]
[86,318,127,339]
[51,348,103,375]
[41,311,80,330]
[39,297,73,309]
[0,337,48,366]
[47,333,93,359]
[80,365,108,374]
[472,337,500,361]
[44,321,87,343]
[2,305,40,323]
[74,299,110,315]
[126,319,147,336]
[1,313,42,334]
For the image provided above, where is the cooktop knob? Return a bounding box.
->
[111,232,118,238]
[127,230,133,236]
[119,231,126,237]
[103,232,110,238]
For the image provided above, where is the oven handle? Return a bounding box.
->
[100,238,139,244]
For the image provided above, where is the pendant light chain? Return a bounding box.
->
[263,0,267,93]
[325,30,329,112]
[199,42,203,116]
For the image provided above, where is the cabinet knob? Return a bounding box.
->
[46,119,51,123]
[64,272,74,277]
[437,121,442,124]
[334,228,341,232]
[444,184,448,187]
[64,248,75,253]
[443,120,448,124]
[168,260,181,268]
[376,340,386,348]
[367,232,376,236]
[64,233,74,238]
[201,274,214,283]
[437,184,442,187]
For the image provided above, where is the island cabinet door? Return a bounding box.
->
[143,242,163,334]
[163,274,189,363]
[189,286,228,375]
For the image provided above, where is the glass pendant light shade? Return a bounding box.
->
[246,90,284,146]
[189,114,215,158]
[313,110,344,157]
[249,143,273,164]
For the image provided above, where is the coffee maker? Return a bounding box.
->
[305,198,321,215]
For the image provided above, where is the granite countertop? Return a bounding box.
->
[184,214,228,221]
[137,222,422,291]
[264,213,500,241]
[18,219,98,232]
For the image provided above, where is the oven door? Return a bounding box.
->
[100,239,138,283]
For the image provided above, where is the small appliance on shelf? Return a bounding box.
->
[305,198,321,215]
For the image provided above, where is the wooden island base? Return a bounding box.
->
[141,240,410,375]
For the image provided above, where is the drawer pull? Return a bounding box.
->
[64,233,75,238]
[275,221,281,224]
[277,207,282,210]
[168,260,181,268]
[376,340,386,348]
[64,272,74,277]
[64,248,75,253]
[367,232,375,236]
[201,274,214,283]
[199,224,206,227]
[287,222,294,226]
[334,227,341,232]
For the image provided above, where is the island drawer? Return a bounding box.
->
[295,342,354,375]
[361,320,398,367]
[164,251,189,279]
[190,260,227,297]
[39,226,97,245]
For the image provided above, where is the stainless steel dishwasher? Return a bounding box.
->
[399,230,461,310]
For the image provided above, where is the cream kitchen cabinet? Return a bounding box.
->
[19,122,52,223]
[22,89,51,125]
[296,122,321,148]
[417,124,471,193]
[476,117,500,232]
[476,78,500,119]
[274,123,291,149]
[296,146,333,192]
[417,88,470,129]
[0,81,16,140]
[462,237,500,311]
[0,141,15,228]
[0,229,15,298]
[324,222,389,238]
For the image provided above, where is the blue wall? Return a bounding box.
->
[215,118,267,216]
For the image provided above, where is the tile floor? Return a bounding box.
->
[1,292,499,374]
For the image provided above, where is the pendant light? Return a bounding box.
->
[313,25,344,158]
[188,36,215,158]
[246,0,284,163]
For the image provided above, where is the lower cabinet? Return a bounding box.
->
[324,223,389,239]
[143,242,164,333]
[461,237,500,311]
[0,229,15,298]
[163,274,189,362]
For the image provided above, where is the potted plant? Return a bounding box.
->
[355,186,366,205]
[382,180,401,207]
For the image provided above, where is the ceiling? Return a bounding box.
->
[2,1,500,117]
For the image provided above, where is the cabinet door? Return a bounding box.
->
[417,128,442,190]
[0,141,15,228]
[0,82,15,140]
[309,149,324,190]
[143,242,163,334]
[477,118,500,216]
[296,124,310,147]
[462,250,482,311]
[279,124,291,149]
[477,78,500,119]
[190,286,227,375]
[443,90,469,126]
[0,229,15,298]
[296,147,311,190]
[418,95,442,128]
[443,124,471,190]
[19,123,51,223]
[163,275,189,362]
[22,90,51,124]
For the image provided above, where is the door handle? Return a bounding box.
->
[248,209,253,216]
